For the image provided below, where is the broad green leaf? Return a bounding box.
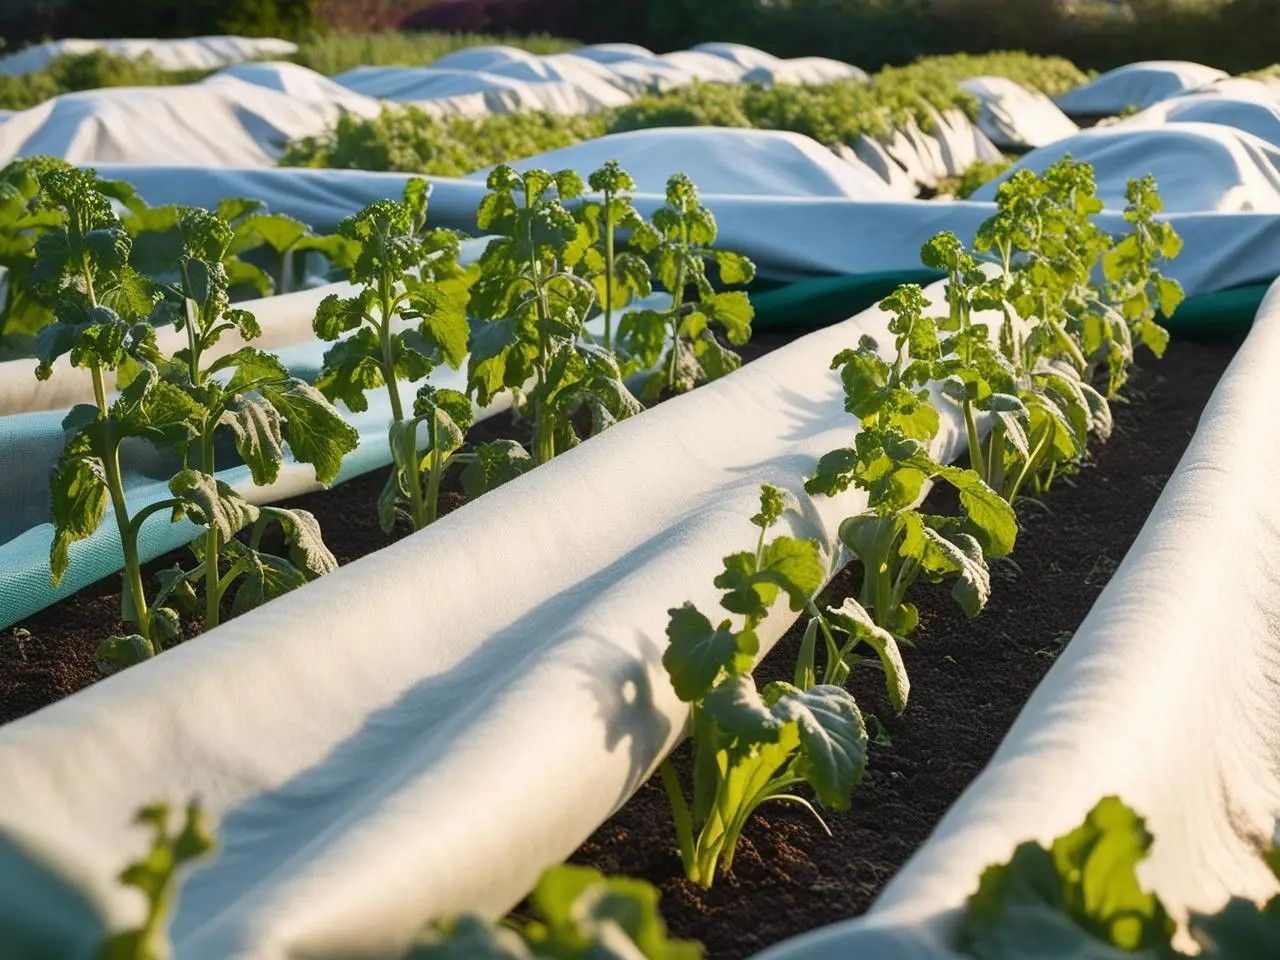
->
[923,526,992,618]
[1190,895,1280,959]
[937,465,1018,558]
[701,673,787,743]
[460,439,535,499]
[264,379,359,485]
[571,871,704,960]
[711,249,755,286]
[768,682,867,810]
[170,470,258,542]
[825,597,909,713]
[316,327,384,412]
[662,603,755,702]
[49,431,107,587]
[716,536,824,619]
[805,447,861,497]
[961,797,1176,958]
[240,212,310,255]
[219,393,284,486]
[407,915,532,959]
[94,634,157,675]
[466,317,519,406]
[264,506,337,577]
[408,279,471,370]
[231,552,308,615]
[314,292,370,340]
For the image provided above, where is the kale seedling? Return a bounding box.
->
[618,174,756,398]
[801,285,1017,705]
[35,170,356,664]
[659,485,867,887]
[467,164,641,473]
[313,179,472,531]
[574,160,652,354]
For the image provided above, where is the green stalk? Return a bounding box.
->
[424,415,443,526]
[955,279,986,481]
[1007,419,1052,502]
[659,759,696,881]
[665,242,689,393]
[201,428,220,630]
[377,280,427,529]
[602,189,615,352]
[85,262,151,644]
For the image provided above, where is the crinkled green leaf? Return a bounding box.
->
[219,393,284,486]
[170,470,258,542]
[264,379,359,485]
[662,603,756,702]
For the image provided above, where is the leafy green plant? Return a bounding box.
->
[467,164,641,471]
[573,160,651,354]
[410,864,702,959]
[1098,174,1184,395]
[0,157,145,361]
[312,179,472,532]
[658,484,867,888]
[800,284,1018,702]
[618,174,755,399]
[34,169,355,664]
[283,107,608,179]
[960,796,1280,960]
[936,159,1014,200]
[967,159,1181,499]
[98,801,214,960]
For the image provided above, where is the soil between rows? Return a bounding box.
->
[0,334,1238,958]
[563,337,1237,957]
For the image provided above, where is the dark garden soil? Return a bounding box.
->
[0,333,1240,954]
[0,329,801,726]
[566,337,1239,959]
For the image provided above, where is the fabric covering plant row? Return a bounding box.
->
[12,152,1201,959]
[279,52,1085,178]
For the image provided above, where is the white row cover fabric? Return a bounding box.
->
[0,285,981,959]
[0,36,298,77]
[0,79,367,167]
[1114,94,1280,151]
[972,122,1280,213]
[755,277,1280,960]
[86,164,1280,294]
[202,62,383,116]
[332,65,624,116]
[1054,60,1229,117]
[472,127,900,200]
[959,76,1079,151]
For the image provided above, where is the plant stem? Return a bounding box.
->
[602,191,615,352]
[955,282,987,480]
[378,282,427,529]
[424,415,443,526]
[85,258,152,643]
[201,429,220,630]
[659,759,696,881]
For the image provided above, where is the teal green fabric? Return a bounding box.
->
[1162,282,1270,341]
[751,271,1269,342]
[751,270,944,331]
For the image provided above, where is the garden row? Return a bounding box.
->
[278,52,1088,178]
[0,31,579,111]
[8,132,1259,956]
